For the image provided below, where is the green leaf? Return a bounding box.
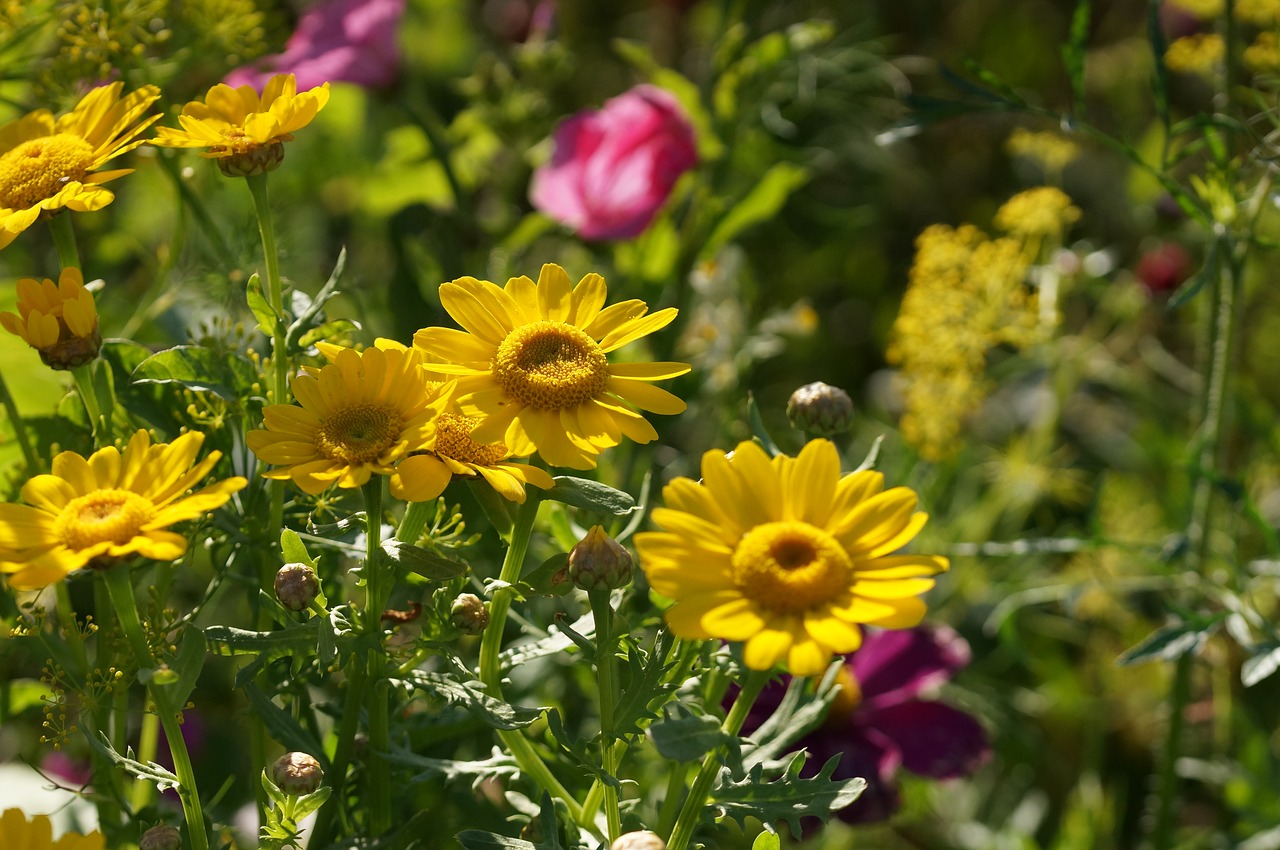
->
[167,628,207,710]
[285,247,346,351]
[245,272,277,336]
[456,832,538,850]
[613,630,677,738]
[1117,615,1223,666]
[1061,0,1091,117]
[715,753,867,838]
[280,529,317,568]
[648,704,727,762]
[746,392,782,457]
[381,539,469,581]
[543,477,637,516]
[132,345,256,401]
[1243,642,1280,687]
[1167,236,1218,310]
[399,670,545,730]
[83,732,180,793]
[516,553,572,598]
[297,318,361,350]
[204,621,320,656]
[498,612,595,671]
[243,681,328,766]
[853,435,885,473]
[701,163,811,259]
[384,747,520,785]
[752,830,782,850]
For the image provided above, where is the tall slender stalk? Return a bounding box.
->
[362,480,392,836]
[0,370,38,472]
[589,589,623,842]
[48,214,81,270]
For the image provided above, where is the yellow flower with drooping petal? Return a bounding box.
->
[0,430,247,590]
[0,267,100,369]
[151,73,329,175]
[0,809,104,850]
[413,264,691,470]
[0,82,160,250]
[635,440,948,676]
[246,344,454,500]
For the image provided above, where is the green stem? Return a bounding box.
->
[48,213,80,270]
[667,669,770,850]
[478,495,584,823]
[101,565,209,850]
[396,499,434,544]
[309,658,366,847]
[155,150,237,267]
[362,481,392,836]
[0,370,37,472]
[132,710,159,811]
[71,364,109,445]
[589,590,622,842]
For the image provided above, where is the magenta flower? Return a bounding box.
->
[743,624,990,824]
[530,85,698,241]
[225,0,405,92]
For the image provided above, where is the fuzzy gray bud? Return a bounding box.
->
[567,526,633,591]
[139,824,183,850]
[787,381,854,436]
[610,831,667,850]
[450,593,490,634]
[275,563,320,611]
[269,751,324,795]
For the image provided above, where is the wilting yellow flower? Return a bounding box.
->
[0,809,104,850]
[0,82,160,250]
[247,344,455,500]
[0,268,100,369]
[414,264,690,470]
[1165,34,1225,76]
[635,440,948,676]
[0,430,247,590]
[151,73,329,176]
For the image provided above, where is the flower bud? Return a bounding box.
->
[567,526,633,591]
[450,593,490,634]
[269,751,324,795]
[787,381,854,436]
[0,268,101,370]
[275,563,320,611]
[610,831,667,850]
[139,824,183,850]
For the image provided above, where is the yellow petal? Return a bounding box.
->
[606,377,686,415]
[536,263,573,322]
[599,307,678,352]
[568,272,608,327]
[781,438,839,527]
[440,281,510,346]
[830,487,920,554]
[608,361,691,381]
[391,454,453,502]
[743,626,794,671]
[787,636,835,677]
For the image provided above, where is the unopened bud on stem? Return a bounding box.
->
[610,831,667,850]
[568,526,633,591]
[275,563,320,611]
[269,751,324,795]
[787,381,854,436]
[139,824,183,850]
[450,593,490,634]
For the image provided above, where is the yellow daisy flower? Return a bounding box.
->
[0,430,247,590]
[635,439,949,676]
[0,82,160,250]
[151,73,329,176]
[0,267,100,369]
[0,809,104,850]
[413,264,691,470]
[246,344,455,500]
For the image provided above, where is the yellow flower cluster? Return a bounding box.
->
[1168,0,1225,17]
[1245,31,1280,73]
[888,187,1075,460]
[1165,33,1225,76]
[1239,0,1280,25]
[1005,128,1081,177]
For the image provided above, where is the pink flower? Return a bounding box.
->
[225,0,405,92]
[530,85,698,241]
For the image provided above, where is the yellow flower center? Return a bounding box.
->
[0,133,95,211]
[315,403,403,465]
[825,666,863,726]
[492,321,610,411]
[55,489,154,551]
[731,521,851,614]
[434,412,508,466]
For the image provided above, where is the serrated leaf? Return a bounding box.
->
[83,733,181,793]
[1118,615,1222,666]
[381,539,469,580]
[715,753,867,838]
[499,612,596,671]
[649,704,726,762]
[702,163,811,259]
[543,477,637,516]
[399,670,544,730]
[132,345,257,401]
[307,512,366,537]
[385,746,520,785]
[245,272,277,336]
[613,630,677,738]
[204,621,321,656]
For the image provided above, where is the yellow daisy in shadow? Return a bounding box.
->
[151,73,329,175]
[635,439,949,676]
[414,263,690,470]
[0,430,247,590]
[0,267,100,369]
[246,344,454,500]
[0,809,104,850]
[0,82,160,250]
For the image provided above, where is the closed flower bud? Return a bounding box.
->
[139,824,183,850]
[610,831,667,850]
[217,140,286,177]
[275,563,320,611]
[269,751,324,795]
[787,381,854,436]
[567,526,632,591]
[0,268,101,370]
[450,593,490,633]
